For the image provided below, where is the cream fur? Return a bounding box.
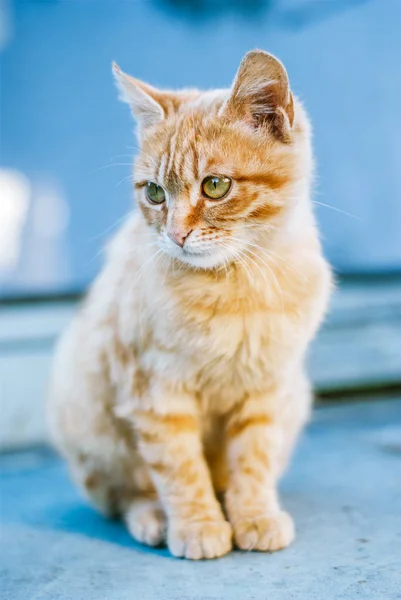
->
[48,50,332,560]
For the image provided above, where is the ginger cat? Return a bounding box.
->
[48,50,332,559]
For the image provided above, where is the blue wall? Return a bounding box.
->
[1,0,401,296]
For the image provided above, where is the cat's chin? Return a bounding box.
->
[179,252,229,270]
[162,245,233,270]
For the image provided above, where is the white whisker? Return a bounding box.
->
[223,244,254,285]
[89,211,135,242]
[116,174,134,187]
[230,236,308,283]
[313,201,361,220]
[92,162,133,174]
[227,240,284,311]
[131,248,164,288]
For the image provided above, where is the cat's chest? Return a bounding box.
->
[154,308,282,403]
[199,312,280,403]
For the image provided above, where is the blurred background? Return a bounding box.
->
[0,0,400,448]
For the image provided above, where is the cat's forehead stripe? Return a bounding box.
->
[156,152,168,183]
[166,126,179,180]
[189,135,199,181]
[161,122,201,198]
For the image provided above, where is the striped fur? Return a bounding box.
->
[48,51,332,559]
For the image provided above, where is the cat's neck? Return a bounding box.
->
[111,207,320,314]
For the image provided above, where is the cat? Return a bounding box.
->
[48,50,332,560]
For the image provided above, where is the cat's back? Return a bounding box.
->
[48,213,143,402]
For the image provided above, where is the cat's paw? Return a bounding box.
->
[233,510,295,552]
[168,519,233,560]
[125,499,167,547]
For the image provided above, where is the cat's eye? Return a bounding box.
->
[202,176,232,200]
[146,182,166,204]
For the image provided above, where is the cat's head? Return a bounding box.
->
[113,50,311,269]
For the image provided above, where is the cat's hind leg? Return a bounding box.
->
[69,451,133,517]
[123,495,167,547]
[73,451,167,547]
[68,448,168,549]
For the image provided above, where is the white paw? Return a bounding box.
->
[168,520,233,560]
[233,510,295,552]
[125,500,167,547]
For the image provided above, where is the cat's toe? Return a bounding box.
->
[233,510,295,552]
[125,499,167,547]
[168,520,233,560]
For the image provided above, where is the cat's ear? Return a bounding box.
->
[224,50,294,142]
[112,62,164,131]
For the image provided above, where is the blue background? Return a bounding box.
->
[1,0,401,297]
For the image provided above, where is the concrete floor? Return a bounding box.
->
[1,398,400,600]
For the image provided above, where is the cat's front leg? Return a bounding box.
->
[133,404,232,559]
[224,393,295,552]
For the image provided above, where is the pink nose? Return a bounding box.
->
[167,229,192,248]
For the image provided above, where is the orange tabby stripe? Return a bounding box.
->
[227,414,273,438]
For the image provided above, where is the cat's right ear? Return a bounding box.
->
[223,50,294,142]
[112,62,164,132]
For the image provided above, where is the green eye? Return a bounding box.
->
[202,176,232,200]
[146,182,166,204]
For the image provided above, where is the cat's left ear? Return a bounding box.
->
[112,62,165,132]
[224,50,295,142]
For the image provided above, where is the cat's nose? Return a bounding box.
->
[167,228,192,248]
